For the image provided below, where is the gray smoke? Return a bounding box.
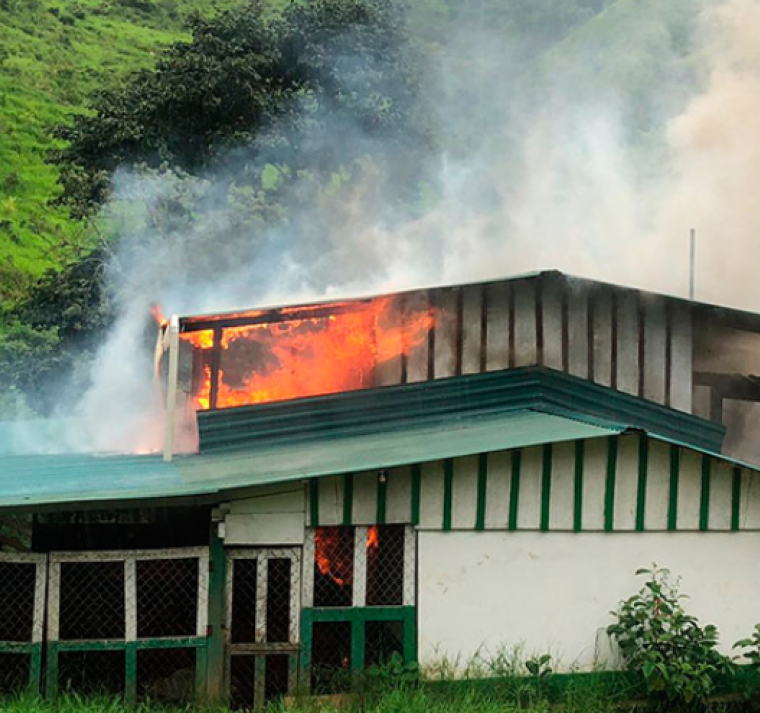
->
[20,0,760,454]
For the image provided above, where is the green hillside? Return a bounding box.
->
[0,0,249,304]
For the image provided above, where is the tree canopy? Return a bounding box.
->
[53,0,427,218]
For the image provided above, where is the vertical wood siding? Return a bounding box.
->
[390,276,691,415]
[306,435,760,533]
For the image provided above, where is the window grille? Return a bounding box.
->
[302,526,416,694]
[226,548,300,709]
[303,525,415,608]
[46,548,209,704]
[0,554,46,695]
[310,621,353,693]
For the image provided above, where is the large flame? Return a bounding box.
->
[313,526,381,590]
[181,296,434,410]
[314,527,353,588]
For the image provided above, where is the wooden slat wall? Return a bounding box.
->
[309,435,760,533]
[395,276,693,414]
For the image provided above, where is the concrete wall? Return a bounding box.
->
[418,530,760,671]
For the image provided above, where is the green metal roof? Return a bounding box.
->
[0,367,731,510]
[0,409,620,509]
[198,367,724,454]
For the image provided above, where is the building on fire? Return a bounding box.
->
[3,270,760,703]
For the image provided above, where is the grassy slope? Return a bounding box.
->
[0,0,247,303]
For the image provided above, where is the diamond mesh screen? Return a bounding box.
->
[230,654,257,711]
[266,558,291,643]
[0,561,36,642]
[265,654,290,701]
[0,653,30,694]
[231,559,258,643]
[58,650,125,696]
[137,558,199,638]
[59,560,125,640]
[364,620,404,668]
[311,621,352,693]
[136,647,196,704]
[313,527,354,608]
[366,525,405,606]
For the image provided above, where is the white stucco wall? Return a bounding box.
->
[418,531,760,671]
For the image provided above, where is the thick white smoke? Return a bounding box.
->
[25,0,760,453]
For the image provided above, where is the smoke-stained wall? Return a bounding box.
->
[293,272,693,413]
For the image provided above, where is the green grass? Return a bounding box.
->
[0,0,248,303]
[0,687,616,713]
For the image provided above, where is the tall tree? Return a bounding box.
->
[52,0,427,218]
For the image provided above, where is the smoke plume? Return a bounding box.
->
[21,0,760,453]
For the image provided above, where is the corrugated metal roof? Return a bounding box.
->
[0,409,620,509]
[0,367,730,509]
[197,367,725,454]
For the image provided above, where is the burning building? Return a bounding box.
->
[3,270,760,703]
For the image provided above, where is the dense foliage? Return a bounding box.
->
[607,566,734,708]
[53,0,427,218]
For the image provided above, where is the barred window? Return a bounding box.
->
[309,525,413,608]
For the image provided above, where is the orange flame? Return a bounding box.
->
[366,526,379,550]
[181,330,214,349]
[314,527,353,588]
[151,303,168,328]
[183,296,435,411]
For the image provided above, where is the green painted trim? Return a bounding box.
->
[540,444,552,532]
[29,642,42,694]
[377,474,387,525]
[48,637,208,653]
[475,453,488,531]
[604,437,618,532]
[635,436,649,532]
[351,618,364,671]
[300,609,314,673]
[125,642,137,707]
[0,642,35,653]
[700,455,711,532]
[509,450,522,531]
[308,607,414,623]
[443,459,453,531]
[135,637,207,649]
[45,646,58,699]
[668,445,680,531]
[51,640,128,652]
[573,441,584,533]
[301,606,417,677]
[205,526,227,702]
[732,467,742,531]
[402,607,417,664]
[195,645,208,701]
[411,465,421,526]
[343,474,354,526]
[310,479,320,527]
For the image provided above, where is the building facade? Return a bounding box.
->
[2,271,760,704]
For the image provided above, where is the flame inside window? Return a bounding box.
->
[313,527,354,608]
[179,296,434,410]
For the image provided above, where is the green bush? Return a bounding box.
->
[607,565,734,707]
